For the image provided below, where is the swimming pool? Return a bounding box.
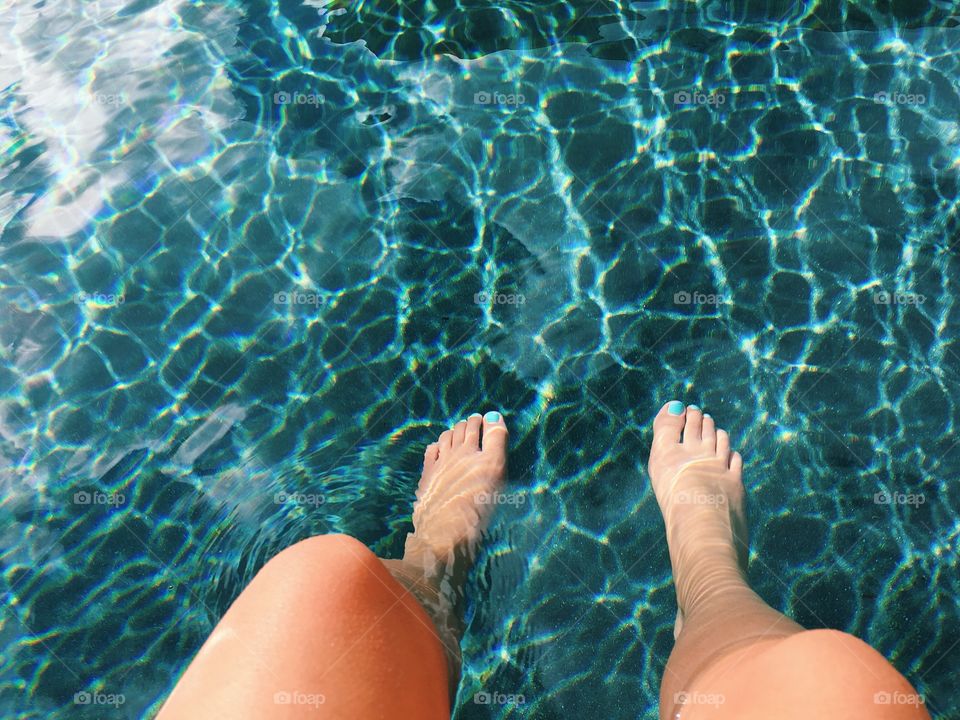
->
[1,0,959,717]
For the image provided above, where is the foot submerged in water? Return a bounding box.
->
[647,401,749,638]
[384,411,508,687]
[407,411,508,571]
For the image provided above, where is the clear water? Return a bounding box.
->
[2,1,960,718]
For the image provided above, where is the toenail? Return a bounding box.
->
[703,413,711,418]
[667,401,684,415]
[688,404,699,411]
[469,413,483,418]
[484,411,501,423]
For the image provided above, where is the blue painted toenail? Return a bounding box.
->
[688,404,699,411]
[469,413,483,418]
[484,411,501,423]
[667,401,684,415]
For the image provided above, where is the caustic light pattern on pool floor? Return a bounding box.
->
[1,1,959,718]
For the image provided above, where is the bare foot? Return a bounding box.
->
[647,401,749,635]
[406,412,508,569]
[382,411,508,691]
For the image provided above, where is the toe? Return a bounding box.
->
[683,405,703,443]
[701,413,716,449]
[652,401,686,446]
[452,419,468,446]
[464,413,482,449]
[480,411,508,455]
[716,428,730,458]
[423,442,439,474]
[729,450,742,473]
[437,429,454,454]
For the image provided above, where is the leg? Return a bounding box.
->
[158,534,451,719]
[159,411,508,719]
[648,402,929,720]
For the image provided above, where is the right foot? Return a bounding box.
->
[647,401,750,634]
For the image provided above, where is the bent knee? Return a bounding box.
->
[258,534,398,604]
[697,630,928,719]
[269,533,379,572]
[772,630,928,717]
[777,630,918,688]
[685,630,928,719]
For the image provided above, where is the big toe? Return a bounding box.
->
[480,411,508,456]
[652,401,686,448]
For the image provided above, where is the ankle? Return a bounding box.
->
[668,520,749,615]
[674,556,763,623]
[381,556,464,697]
[389,539,468,644]
[403,533,445,574]
[666,503,739,557]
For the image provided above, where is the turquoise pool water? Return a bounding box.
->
[2,1,959,717]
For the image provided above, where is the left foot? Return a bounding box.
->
[382,411,508,688]
[406,411,508,570]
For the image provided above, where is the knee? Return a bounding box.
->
[259,534,392,603]
[774,629,926,700]
[688,630,928,719]
[789,629,894,669]
[270,533,378,569]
